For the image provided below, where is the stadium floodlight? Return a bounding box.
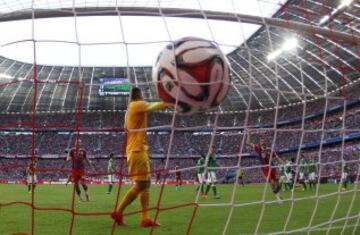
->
[338,0,353,9]
[267,38,298,61]
[281,38,298,51]
[0,73,13,79]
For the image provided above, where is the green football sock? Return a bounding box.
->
[205,184,211,195]
[108,184,113,193]
[212,185,217,196]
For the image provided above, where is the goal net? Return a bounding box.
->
[0,0,359,235]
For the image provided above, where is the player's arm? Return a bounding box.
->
[66,150,72,161]
[129,101,169,115]
[246,130,256,149]
[85,156,96,171]
[146,101,169,112]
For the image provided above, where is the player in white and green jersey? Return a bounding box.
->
[298,154,308,191]
[308,159,317,190]
[204,145,220,199]
[196,154,206,195]
[107,153,116,194]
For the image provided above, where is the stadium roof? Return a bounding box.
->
[0,0,359,113]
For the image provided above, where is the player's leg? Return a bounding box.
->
[74,182,83,201]
[204,172,211,197]
[81,182,90,201]
[32,175,37,192]
[309,173,316,190]
[138,180,159,226]
[341,175,348,191]
[26,175,31,193]
[271,179,283,203]
[107,174,113,194]
[197,173,205,195]
[240,176,245,187]
[206,172,220,199]
[26,179,31,193]
[112,180,144,225]
[268,168,282,203]
[285,172,293,191]
[279,175,286,191]
[65,175,71,186]
[112,151,158,226]
[299,173,307,191]
[175,177,179,191]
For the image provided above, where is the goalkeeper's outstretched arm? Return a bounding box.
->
[146,102,169,112]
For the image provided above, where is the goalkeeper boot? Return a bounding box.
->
[110,211,125,225]
[213,195,221,199]
[140,218,160,227]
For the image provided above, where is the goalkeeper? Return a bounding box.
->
[111,87,169,227]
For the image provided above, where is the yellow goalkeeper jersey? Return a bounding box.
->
[125,100,167,153]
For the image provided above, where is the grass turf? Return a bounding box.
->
[0,183,359,235]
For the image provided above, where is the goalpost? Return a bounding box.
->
[0,0,359,234]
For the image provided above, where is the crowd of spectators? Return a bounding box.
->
[0,98,359,183]
[0,142,358,184]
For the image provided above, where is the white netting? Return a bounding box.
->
[0,0,359,235]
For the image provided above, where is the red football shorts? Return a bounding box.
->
[72,169,84,183]
[262,167,277,182]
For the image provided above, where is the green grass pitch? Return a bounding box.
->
[0,183,359,235]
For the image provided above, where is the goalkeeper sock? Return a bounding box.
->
[139,189,150,220]
[116,185,141,215]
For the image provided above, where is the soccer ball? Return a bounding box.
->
[152,37,231,114]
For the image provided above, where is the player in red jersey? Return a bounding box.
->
[175,164,182,191]
[246,130,284,203]
[67,138,94,202]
